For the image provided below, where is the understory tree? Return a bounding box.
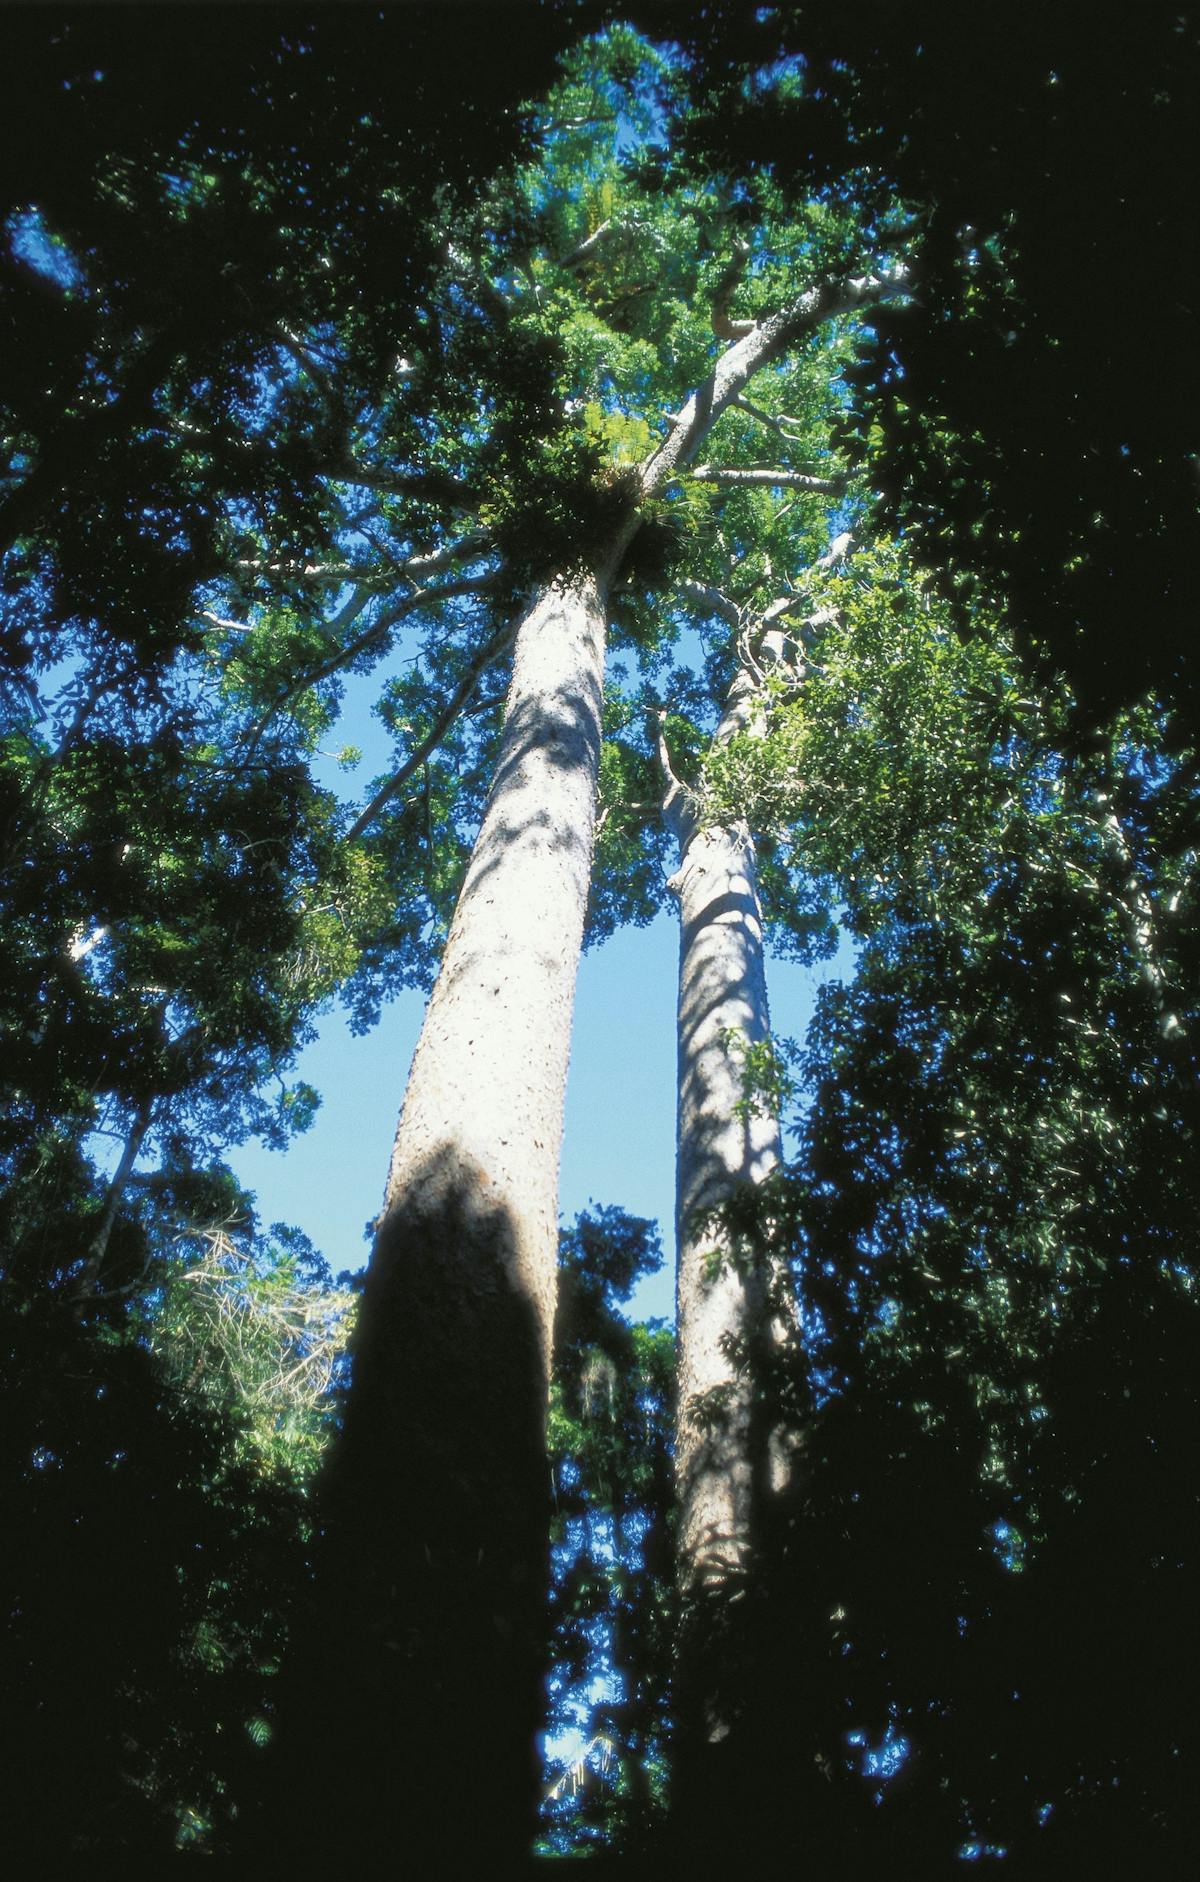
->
[0,1183,354,1857]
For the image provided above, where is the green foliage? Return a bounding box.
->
[719,1024,800,1124]
[0,1195,351,1859]
[701,540,1023,923]
[585,699,673,946]
[542,1208,675,1856]
[686,536,1200,1863]
[684,7,1200,735]
[2,17,622,1863]
[710,533,1200,1416]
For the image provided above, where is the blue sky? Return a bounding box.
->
[223,572,853,1326]
[10,167,856,1329]
[228,904,850,1326]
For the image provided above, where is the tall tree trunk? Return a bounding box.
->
[662,671,800,1848]
[252,269,891,1866]
[259,562,624,1868]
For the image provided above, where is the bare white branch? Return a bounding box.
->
[195,610,256,634]
[732,395,810,438]
[558,218,613,269]
[711,239,756,341]
[346,610,518,842]
[640,267,907,501]
[678,576,743,633]
[68,923,109,962]
[689,464,845,493]
[235,529,493,591]
[238,569,500,767]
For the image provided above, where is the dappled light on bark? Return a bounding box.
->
[664,665,805,1849]
[246,571,613,1865]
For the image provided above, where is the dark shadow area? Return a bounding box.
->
[0,1264,316,1863]
[666,1253,1200,1875]
[241,1139,552,1870]
[667,1198,800,1867]
[682,7,1200,746]
[541,1207,675,1858]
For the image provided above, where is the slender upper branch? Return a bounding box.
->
[688,464,846,494]
[81,1094,155,1291]
[678,576,742,633]
[175,409,483,511]
[558,219,613,269]
[276,324,345,415]
[68,923,110,963]
[651,706,698,852]
[639,267,906,501]
[345,612,519,842]
[710,240,755,342]
[235,529,492,590]
[732,395,810,439]
[194,610,257,634]
[323,460,482,509]
[238,570,499,765]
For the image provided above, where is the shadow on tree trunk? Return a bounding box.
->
[243,1142,550,1870]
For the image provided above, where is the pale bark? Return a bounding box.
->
[67,923,109,964]
[344,607,516,840]
[689,463,844,493]
[558,218,614,269]
[665,670,799,1764]
[710,239,755,341]
[239,569,498,764]
[271,267,897,1863]
[732,394,812,438]
[373,567,613,1378]
[82,1096,153,1289]
[639,268,903,500]
[663,559,837,1853]
[276,562,626,1866]
[669,676,780,1593]
[234,528,491,588]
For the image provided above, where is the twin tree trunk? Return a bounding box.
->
[266,275,886,1864]
[665,669,800,1848]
